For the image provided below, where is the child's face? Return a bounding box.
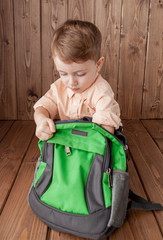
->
[53,55,104,93]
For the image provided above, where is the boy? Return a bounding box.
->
[34,20,122,141]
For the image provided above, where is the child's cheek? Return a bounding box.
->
[61,78,68,87]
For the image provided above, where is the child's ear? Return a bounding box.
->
[96,57,104,72]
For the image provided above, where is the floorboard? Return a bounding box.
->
[0,134,47,240]
[127,159,162,239]
[0,120,14,142]
[0,121,35,213]
[123,120,163,234]
[141,120,163,153]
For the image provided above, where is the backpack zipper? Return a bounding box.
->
[106,168,112,188]
[104,137,113,188]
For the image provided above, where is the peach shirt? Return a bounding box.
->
[34,74,122,129]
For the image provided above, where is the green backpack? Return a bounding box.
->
[28,118,163,240]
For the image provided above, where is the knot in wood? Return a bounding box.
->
[151,100,160,109]
[27,90,38,103]
[129,44,139,55]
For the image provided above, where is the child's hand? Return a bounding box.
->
[35,117,56,141]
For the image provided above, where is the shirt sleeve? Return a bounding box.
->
[33,83,58,119]
[92,84,122,129]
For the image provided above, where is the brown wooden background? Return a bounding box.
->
[0,0,163,120]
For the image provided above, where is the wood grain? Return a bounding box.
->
[109,221,134,240]
[41,0,68,94]
[141,120,163,153]
[1,1,163,119]
[14,0,41,120]
[23,134,40,162]
[118,0,149,118]
[68,0,94,22]
[0,162,47,240]
[142,0,163,118]
[0,129,46,239]
[127,159,162,239]
[0,121,35,213]
[95,0,122,97]
[0,0,17,119]
[0,120,14,141]
[123,120,163,232]
[49,230,95,240]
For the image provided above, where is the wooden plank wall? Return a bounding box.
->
[0,0,163,120]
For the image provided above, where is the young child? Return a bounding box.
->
[34,20,122,141]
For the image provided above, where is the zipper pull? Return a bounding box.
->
[106,168,112,188]
[65,146,71,156]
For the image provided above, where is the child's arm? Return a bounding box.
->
[101,124,114,134]
[92,80,122,134]
[34,107,56,141]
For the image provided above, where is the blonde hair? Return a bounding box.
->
[51,20,102,63]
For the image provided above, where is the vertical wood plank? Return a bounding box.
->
[0,0,17,119]
[95,0,122,97]
[14,0,41,120]
[118,0,149,118]
[1,1,163,120]
[41,0,68,94]
[142,0,163,118]
[68,0,94,22]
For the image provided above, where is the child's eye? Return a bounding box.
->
[59,72,67,76]
[76,73,86,77]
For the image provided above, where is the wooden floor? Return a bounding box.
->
[0,120,162,240]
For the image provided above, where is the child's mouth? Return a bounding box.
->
[70,87,80,92]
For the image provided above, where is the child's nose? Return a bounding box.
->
[69,76,78,86]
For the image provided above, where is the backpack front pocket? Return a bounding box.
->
[35,125,109,215]
[40,144,95,215]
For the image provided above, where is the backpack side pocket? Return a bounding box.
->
[107,169,129,228]
[34,161,47,187]
[35,142,54,197]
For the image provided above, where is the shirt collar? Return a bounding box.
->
[67,88,87,100]
[67,88,75,99]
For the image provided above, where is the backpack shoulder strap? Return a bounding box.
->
[128,190,163,211]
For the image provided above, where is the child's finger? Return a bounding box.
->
[39,132,53,141]
[47,119,56,133]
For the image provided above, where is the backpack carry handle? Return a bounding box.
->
[83,116,92,122]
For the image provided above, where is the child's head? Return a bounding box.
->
[51,19,102,63]
[51,20,104,94]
